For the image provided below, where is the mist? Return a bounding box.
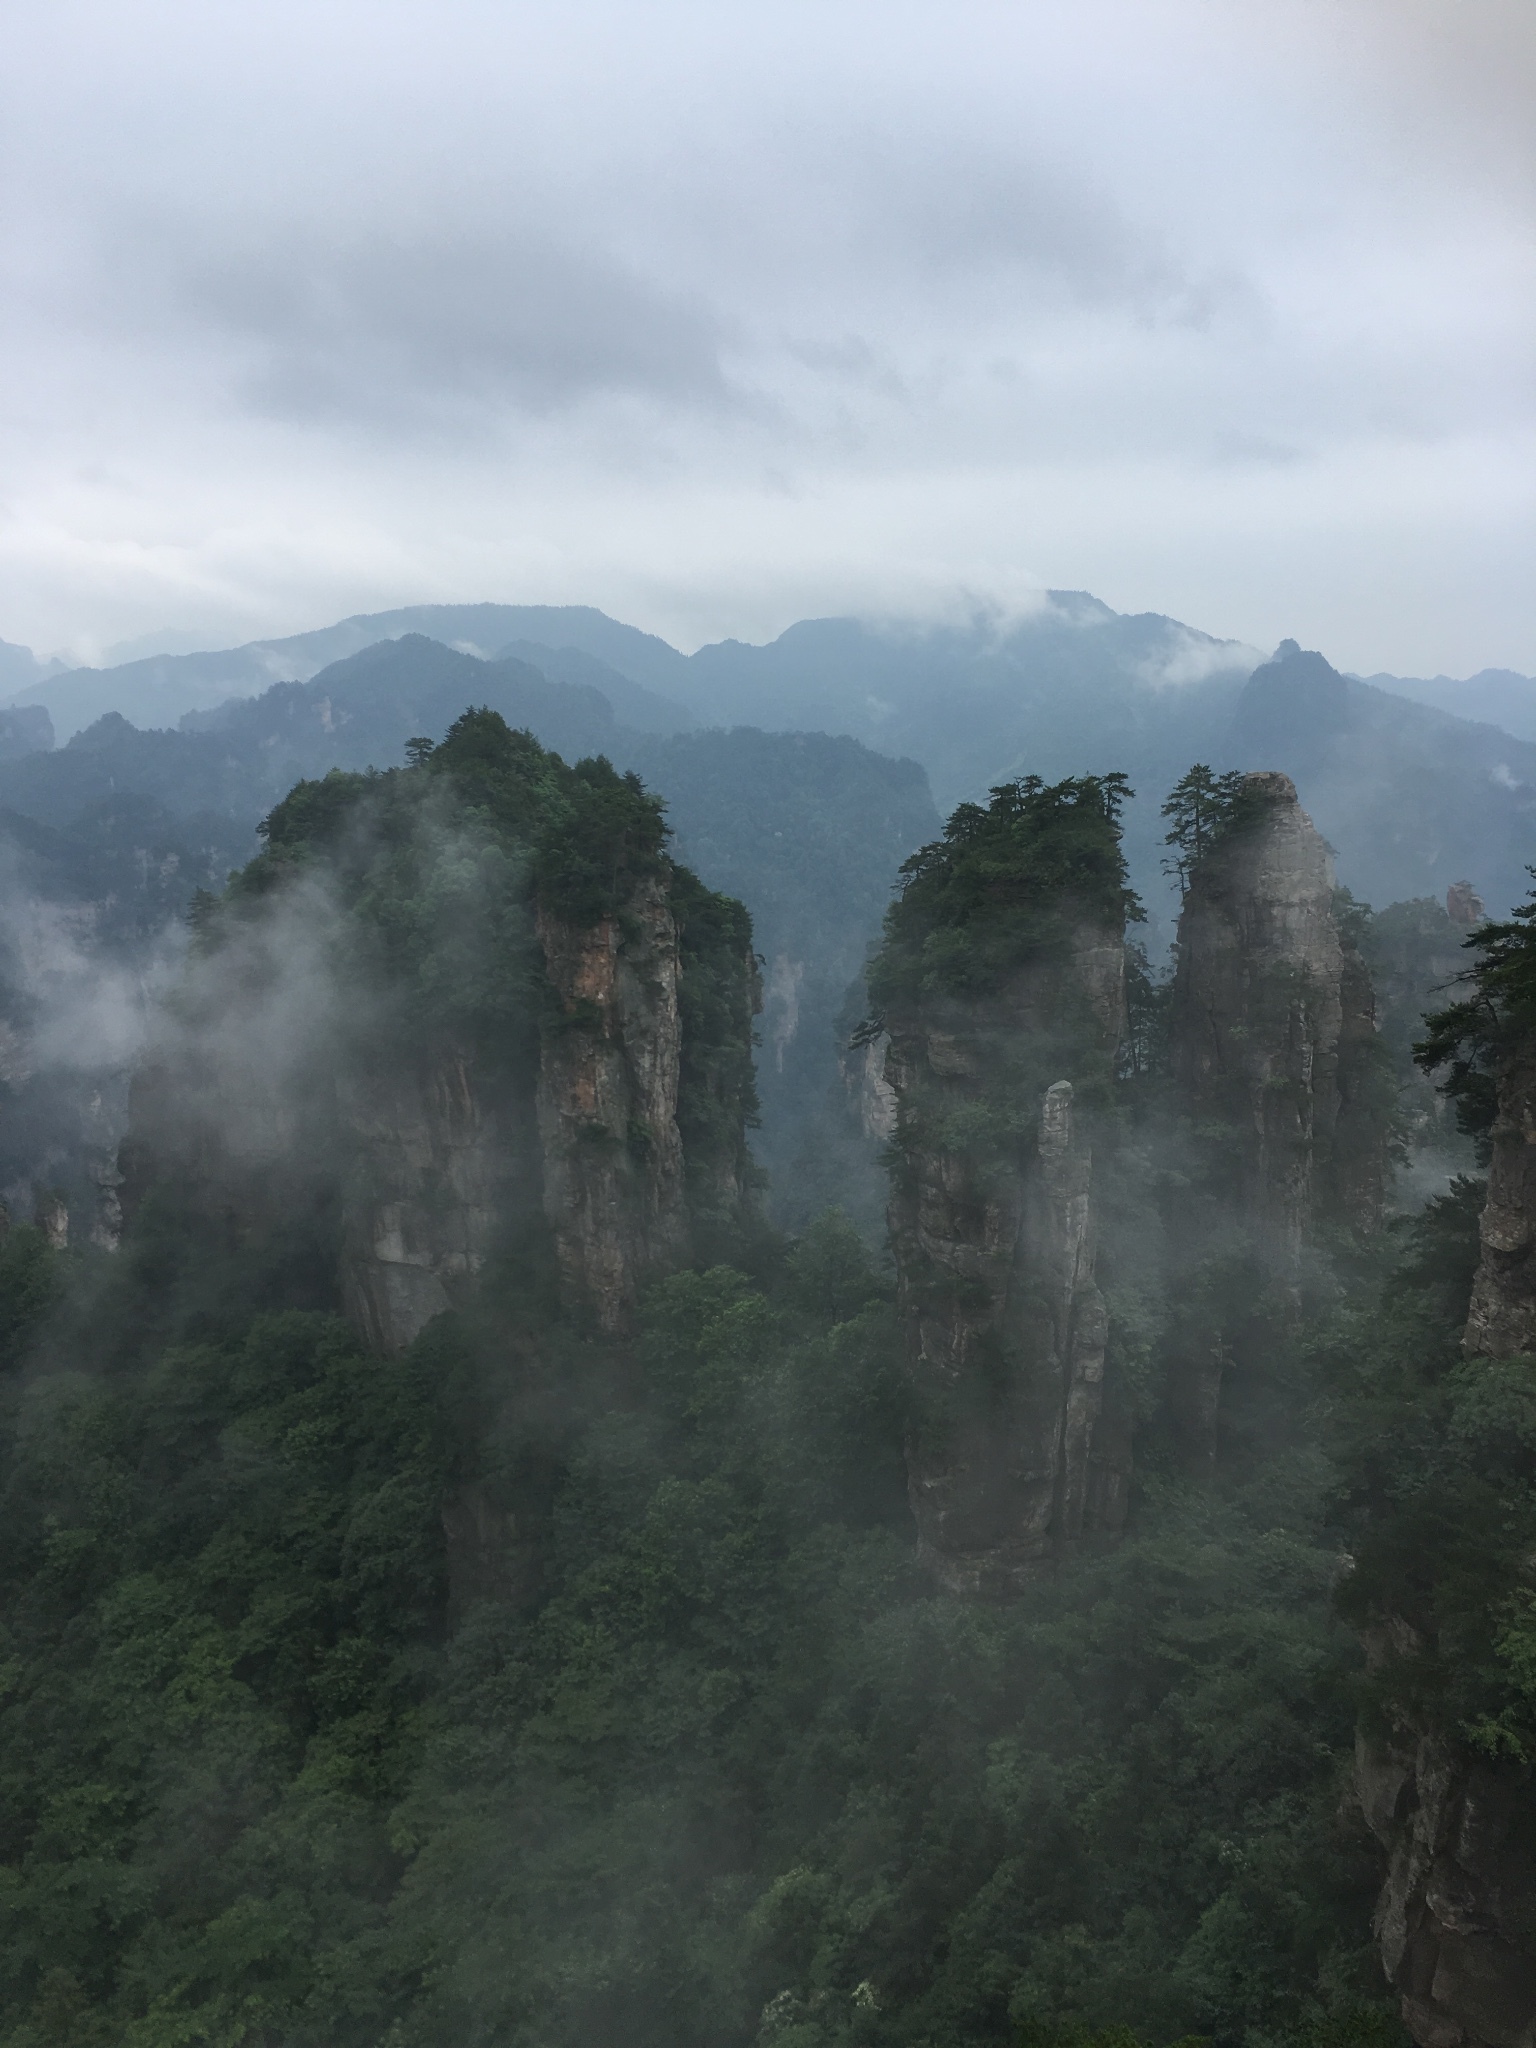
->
[1,8,1535,2046]
[1,0,1531,674]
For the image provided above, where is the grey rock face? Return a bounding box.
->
[338,876,707,1346]
[1357,1726,1536,2048]
[885,925,1126,1594]
[120,863,739,1350]
[339,1051,526,1352]
[841,1030,897,1143]
[1464,1044,1536,1360]
[1170,770,1382,1260]
[536,875,691,1336]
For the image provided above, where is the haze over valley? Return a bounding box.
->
[1,4,1534,2045]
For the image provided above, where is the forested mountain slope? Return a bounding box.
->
[7,746,1527,2046]
[9,591,1531,925]
[1359,666,1536,742]
[2,605,697,741]
[0,641,938,1227]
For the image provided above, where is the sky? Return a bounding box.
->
[1,0,1532,675]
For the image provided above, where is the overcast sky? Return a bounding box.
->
[2,0,1532,673]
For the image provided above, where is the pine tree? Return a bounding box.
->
[1160,764,1250,897]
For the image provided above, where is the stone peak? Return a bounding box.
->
[1242,770,1298,804]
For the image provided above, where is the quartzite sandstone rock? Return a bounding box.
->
[1357,1720,1536,2048]
[536,874,691,1336]
[1170,770,1382,1259]
[1463,1041,1536,1361]
[886,923,1127,1593]
[339,1050,527,1352]
[120,866,748,1350]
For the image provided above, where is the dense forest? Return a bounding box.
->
[0,720,1531,2048]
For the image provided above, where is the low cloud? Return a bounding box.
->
[0,0,1530,672]
[1135,625,1265,690]
[109,221,736,431]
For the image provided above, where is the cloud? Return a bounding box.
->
[0,0,1529,674]
[1134,624,1265,689]
[132,222,736,430]
[0,865,179,1080]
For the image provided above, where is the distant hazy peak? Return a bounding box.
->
[0,638,66,690]
[1356,664,1536,747]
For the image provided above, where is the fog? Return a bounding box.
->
[1,0,1531,674]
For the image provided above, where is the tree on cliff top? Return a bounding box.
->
[868,772,1141,1006]
[1415,870,1536,1157]
[1159,764,1255,899]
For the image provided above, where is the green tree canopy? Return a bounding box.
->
[869,773,1141,1008]
[1159,765,1254,898]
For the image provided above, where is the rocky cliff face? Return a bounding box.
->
[339,1050,525,1352]
[1170,770,1383,1259]
[123,864,740,1350]
[885,923,1127,1594]
[1357,1721,1536,2048]
[1463,1041,1536,1360]
[118,713,759,1353]
[840,1028,897,1143]
[536,876,691,1335]
[337,872,755,1347]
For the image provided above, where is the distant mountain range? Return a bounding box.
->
[10,594,1531,757]
[1,604,698,741]
[1352,667,1536,743]
[2,592,1534,1216]
[0,633,939,1221]
[4,594,1535,919]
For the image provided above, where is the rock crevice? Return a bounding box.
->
[1463,1042,1536,1359]
[1357,1726,1536,2048]
[536,875,690,1335]
[886,924,1126,1594]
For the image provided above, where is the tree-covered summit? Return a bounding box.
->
[1159,764,1264,898]
[227,706,670,929]
[1414,870,1536,1158]
[868,773,1142,1008]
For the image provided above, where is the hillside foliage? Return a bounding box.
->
[6,751,1523,2048]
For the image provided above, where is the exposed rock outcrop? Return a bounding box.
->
[840,1027,897,1143]
[1463,1040,1536,1360]
[339,1050,525,1352]
[1170,770,1384,1258]
[120,859,749,1351]
[1448,881,1486,928]
[885,924,1127,1594]
[536,876,691,1335]
[1357,1724,1536,2048]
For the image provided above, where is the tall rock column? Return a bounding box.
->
[1463,1041,1536,1359]
[1170,771,1382,1261]
[338,1051,527,1353]
[536,872,690,1335]
[885,919,1127,1595]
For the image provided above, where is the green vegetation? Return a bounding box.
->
[10,750,1525,2048]
[1413,871,1536,1154]
[1315,878,1536,1770]
[868,775,1141,1010]
[865,777,1142,1192]
[0,1200,1410,2048]
[1158,767,1260,899]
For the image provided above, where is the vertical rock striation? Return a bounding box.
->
[1357,1723,1536,2048]
[536,875,690,1335]
[339,1050,524,1352]
[117,715,759,1353]
[1463,1039,1536,1360]
[1170,770,1383,1259]
[883,884,1128,1594]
